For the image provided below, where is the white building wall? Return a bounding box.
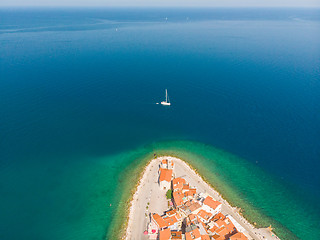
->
[216,204,222,213]
[168,222,179,231]
[202,205,213,214]
[202,204,222,216]
[160,180,170,190]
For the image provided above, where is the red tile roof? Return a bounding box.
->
[208,225,218,234]
[212,218,237,240]
[188,214,198,223]
[212,213,226,221]
[159,168,173,182]
[166,209,177,217]
[203,196,221,210]
[159,228,171,240]
[197,209,213,222]
[216,219,225,228]
[189,201,202,212]
[185,228,201,240]
[152,213,168,229]
[172,178,186,191]
[182,184,190,190]
[201,235,211,240]
[173,190,184,206]
[164,215,178,226]
[171,231,182,239]
[185,188,197,197]
[230,232,248,240]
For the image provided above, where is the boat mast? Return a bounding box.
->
[165,89,168,103]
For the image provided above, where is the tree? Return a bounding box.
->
[166,189,173,199]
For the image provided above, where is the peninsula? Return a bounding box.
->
[124,156,280,240]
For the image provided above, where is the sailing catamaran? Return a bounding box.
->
[161,89,171,106]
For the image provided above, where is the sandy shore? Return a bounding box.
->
[123,156,280,240]
[123,158,167,240]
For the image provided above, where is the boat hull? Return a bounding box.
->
[161,101,171,106]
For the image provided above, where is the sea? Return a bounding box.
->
[0,7,319,240]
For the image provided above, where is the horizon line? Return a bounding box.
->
[1,5,320,8]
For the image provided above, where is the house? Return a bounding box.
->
[159,228,172,240]
[151,213,168,230]
[171,231,183,239]
[202,196,222,215]
[210,217,237,240]
[163,209,182,231]
[172,178,186,191]
[187,200,202,215]
[201,235,211,240]
[184,188,197,200]
[197,218,210,236]
[229,232,248,240]
[172,178,196,198]
[187,214,199,225]
[148,214,162,239]
[159,168,173,190]
[185,224,198,233]
[172,179,197,207]
[161,159,168,169]
[179,200,202,216]
[151,209,182,234]
[197,209,213,224]
[161,159,174,170]
[212,213,226,221]
[185,228,201,240]
[173,190,184,207]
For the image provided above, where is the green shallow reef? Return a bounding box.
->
[106,141,319,240]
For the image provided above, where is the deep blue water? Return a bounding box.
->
[0,8,319,240]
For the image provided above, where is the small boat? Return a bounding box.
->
[161,89,171,106]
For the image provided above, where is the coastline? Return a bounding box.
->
[123,155,280,240]
[122,158,155,239]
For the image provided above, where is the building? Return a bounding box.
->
[172,178,186,191]
[201,235,211,240]
[159,228,172,240]
[185,228,201,240]
[229,232,248,240]
[163,209,183,231]
[161,159,168,169]
[171,231,183,240]
[150,210,182,235]
[159,168,173,190]
[187,214,199,225]
[161,158,175,170]
[197,209,213,224]
[151,213,168,231]
[202,196,222,216]
[173,190,184,207]
[187,200,202,215]
[209,217,237,240]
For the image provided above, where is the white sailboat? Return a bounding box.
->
[161,89,171,106]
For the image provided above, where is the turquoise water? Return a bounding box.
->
[0,8,320,240]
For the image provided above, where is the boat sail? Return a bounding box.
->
[161,89,171,106]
